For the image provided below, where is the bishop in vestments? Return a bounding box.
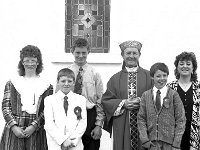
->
[102,40,153,150]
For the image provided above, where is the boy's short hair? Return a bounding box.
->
[71,38,90,53]
[57,68,75,81]
[150,62,169,77]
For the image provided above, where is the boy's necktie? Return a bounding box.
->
[74,67,83,95]
[156,90,161,111]
[63,96,68,116]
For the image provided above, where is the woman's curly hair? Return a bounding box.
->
[18,45,43,76]
[174,51,197,81]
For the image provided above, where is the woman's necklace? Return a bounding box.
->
[178,80,192,92]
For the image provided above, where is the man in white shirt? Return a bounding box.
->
[68,38,105,150]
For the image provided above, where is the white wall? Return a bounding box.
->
[1,0,200,149]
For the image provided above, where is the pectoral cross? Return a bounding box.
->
[129,83,136,97]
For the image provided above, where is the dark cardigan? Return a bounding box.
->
[137,87,186,148]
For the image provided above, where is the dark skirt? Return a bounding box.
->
[0,112,48,150]
[180,121,191,150]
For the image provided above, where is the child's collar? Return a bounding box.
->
[153,85,167,93]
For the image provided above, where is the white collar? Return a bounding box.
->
[73,62,88,70]
[153,85,168,95]
[125,66,138,72]
[56,90,73,100]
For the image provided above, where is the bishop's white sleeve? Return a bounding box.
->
[44,96,69,145]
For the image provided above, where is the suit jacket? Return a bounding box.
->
[44,90,87,150]
[137,87,186,148]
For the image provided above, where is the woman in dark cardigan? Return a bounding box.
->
[168,51,200,150]
[0,45,53,150]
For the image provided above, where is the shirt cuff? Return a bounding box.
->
[113,99,126,116]
[8,120,18,128]
[95,120,103,128]
[31,121,38,129]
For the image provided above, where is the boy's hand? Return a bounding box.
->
[61,139,73,150]
[70,137,77,147]
[172,147,180,150]
[142,141,155,149]
[91,126,102,140]
[11,125,25,138]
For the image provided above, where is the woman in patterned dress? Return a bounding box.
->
[0,45,53,150]
[168,51,200,150]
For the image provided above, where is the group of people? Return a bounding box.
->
[0,38,199,150]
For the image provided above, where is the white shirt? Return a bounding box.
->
[153,86,168,106]
[125,66,138,72]
[44,90,87,150]
[68,63,104,110]
[12,75,50,114]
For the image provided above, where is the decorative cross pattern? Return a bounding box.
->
[65,0,110,53]
[81,13,96,28]
[128,83,136,96]
[128,72,138,150]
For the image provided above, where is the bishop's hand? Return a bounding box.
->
[124,97,140,110]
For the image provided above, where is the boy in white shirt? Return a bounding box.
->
[44,68,87,150]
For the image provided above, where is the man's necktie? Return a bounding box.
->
[128,72,138,150]
[156,90,161,111]
[74,67,83,95]
[63,96,68,116]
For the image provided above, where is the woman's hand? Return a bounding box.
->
[11,125,25,138]
[23,125,36,138]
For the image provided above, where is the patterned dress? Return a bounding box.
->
[0,77,53,150]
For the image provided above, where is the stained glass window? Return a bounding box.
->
[65,0,110,53]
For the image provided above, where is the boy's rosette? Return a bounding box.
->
[74,106,82,120]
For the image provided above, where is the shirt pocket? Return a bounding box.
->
[83,81,96,99]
